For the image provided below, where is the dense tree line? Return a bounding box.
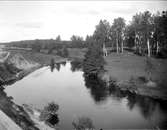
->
[5,35,85,53]
[86,10,167,57]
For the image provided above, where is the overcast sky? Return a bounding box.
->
[0,1,167,42]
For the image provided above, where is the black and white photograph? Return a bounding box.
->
[0,1,167,130]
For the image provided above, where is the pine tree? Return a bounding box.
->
[83,43,105,76]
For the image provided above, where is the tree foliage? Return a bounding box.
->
[55,35,61,41]
[93,20,110,46]
[129,11,167,57]
[83,42,105,76]
[111,17,126,53]
[39,102,59,122]
[70,35,84,48]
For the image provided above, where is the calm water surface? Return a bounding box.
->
[5,62,167,130]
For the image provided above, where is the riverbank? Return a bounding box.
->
[0,49,67,84]
[8,50,68,66]
[0,50,67,130]
[56,48,167,100]
[104,51,167,100]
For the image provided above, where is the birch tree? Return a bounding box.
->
[93,20,110,47]
[112,17,126,53]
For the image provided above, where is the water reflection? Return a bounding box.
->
[84,75,109,104]
[109,85,167,126]
[83,73,167,128]
[50,58,55,72]
[49,59,66,72]
[127,94,167,128]
[70,60,82,72]
[55,63,61,71]
[127,94,156,119]
[61,61,66,66]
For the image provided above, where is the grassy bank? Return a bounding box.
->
[105,51,167,82]
[68,48,87,60]
[105,51,167,100]
[0,49,68,84]
[8,50,67,66]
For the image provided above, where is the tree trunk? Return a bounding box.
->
[139,36,142,55]
[139,44,141,54]
[147,38,151,57]
[116,33,119,53]
[156,41,159,55]
[134,32,137,53]
[121,39,123,53]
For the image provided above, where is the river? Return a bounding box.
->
[4,61,167,130]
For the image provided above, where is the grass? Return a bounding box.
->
[104,51,167,100]
[105,51,167,84]
[68,48,87,60]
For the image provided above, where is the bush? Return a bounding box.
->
[39,102,59,121]
[57,47,69,58]
[72,116,94,130]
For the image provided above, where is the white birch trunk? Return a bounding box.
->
[147,38,151,57]
[121,39,123,53]
[156,41,159,55]
[139,36,142,54]
[116,33,119,53]
[135,33,138,53]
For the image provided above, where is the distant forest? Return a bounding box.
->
[3,10,167,58]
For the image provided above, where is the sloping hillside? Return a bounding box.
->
[0,52,40,84]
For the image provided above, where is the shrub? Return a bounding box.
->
[72,116,94,130]
[39,102,59,121]
[57,47,69,58]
